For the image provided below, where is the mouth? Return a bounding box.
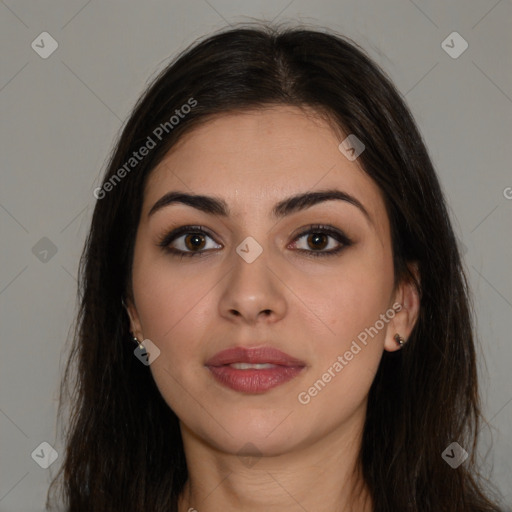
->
[205,346,306,394]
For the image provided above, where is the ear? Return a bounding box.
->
[384,263,421,352]
[123,296,144,341]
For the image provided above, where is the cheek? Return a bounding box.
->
[131,255,215,352]
[294,246,394,401]
[292,263,393,424]
[130,240,236,419]
[302,245,395,344]
[131,259,216,412]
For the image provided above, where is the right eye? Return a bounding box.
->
[157,225,222,258]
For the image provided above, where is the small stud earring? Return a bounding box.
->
[394,333,406,347]
[131,333,144,350]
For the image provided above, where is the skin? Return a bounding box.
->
[126,105,420,512]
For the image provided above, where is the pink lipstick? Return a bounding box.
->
[205,346,306,393]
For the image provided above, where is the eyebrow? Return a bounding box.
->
[148,188,372,223]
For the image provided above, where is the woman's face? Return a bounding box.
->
[127,105,415,457]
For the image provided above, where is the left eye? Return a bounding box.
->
[292,232,339,251]
[288,225,351,257]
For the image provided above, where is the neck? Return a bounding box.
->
[177,409,373,512]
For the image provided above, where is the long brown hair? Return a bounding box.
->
[47,21,504,511]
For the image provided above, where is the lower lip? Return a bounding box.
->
[206,365,304,393]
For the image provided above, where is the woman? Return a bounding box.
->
[47,22,504,511]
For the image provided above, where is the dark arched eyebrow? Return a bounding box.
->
[148,189,372,224]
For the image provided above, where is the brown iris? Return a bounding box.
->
[307,232,328,251]
[184,233,206,251]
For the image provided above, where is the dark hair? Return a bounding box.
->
[48,21,504,511]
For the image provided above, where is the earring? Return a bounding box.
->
[131,333,144,349]
[394,333,406,347]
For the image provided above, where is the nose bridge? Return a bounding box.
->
[218,233,286,322]
[230,234,272,296]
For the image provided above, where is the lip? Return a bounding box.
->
[205,346,306,394]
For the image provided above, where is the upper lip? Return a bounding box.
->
[205,346,306,367]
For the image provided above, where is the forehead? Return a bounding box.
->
[143,106,387,228]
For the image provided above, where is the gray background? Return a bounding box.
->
[0,1,511,510]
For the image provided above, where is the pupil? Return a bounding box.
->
[309,233,327,250]
[186,234,205,250]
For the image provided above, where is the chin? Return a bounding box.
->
[182,405,305,456]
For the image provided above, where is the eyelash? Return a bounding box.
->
[157,224,353,259]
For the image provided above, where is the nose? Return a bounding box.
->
[218,246,287,325]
